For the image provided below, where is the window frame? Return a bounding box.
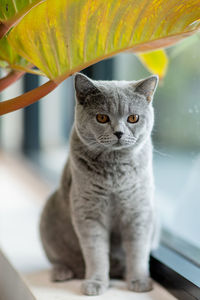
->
[151,245,200,299]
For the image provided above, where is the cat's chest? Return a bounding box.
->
[89,158,138,190]
[73,149,144,192]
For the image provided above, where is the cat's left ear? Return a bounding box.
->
[74,72,100,105]
[134,75,159,103]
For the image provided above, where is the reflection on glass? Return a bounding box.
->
[114,33,200,264]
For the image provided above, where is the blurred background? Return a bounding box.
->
[0,33,200,273]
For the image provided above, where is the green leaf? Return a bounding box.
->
[0,35,44,75]
[0,59,8,68]
[7,0,200,82]
[0,35,25,66]
[137,50,168,79]
[0,0,45,23]
[0,0,45,38]
[1,0,200,116]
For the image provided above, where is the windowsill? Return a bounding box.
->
[0,152,176,299]
[25,271,176,300]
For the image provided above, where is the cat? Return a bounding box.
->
[40,72,159,296]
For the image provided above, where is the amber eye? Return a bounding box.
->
[96,114,110,123]
[127,114,139,123]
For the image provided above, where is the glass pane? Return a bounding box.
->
[114,34,200,265]
[38,76,75,181]
[0,74,23,152]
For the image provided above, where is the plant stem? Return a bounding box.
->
[0,22,10,39]
[0,80,58,115]
[0,70,25,92]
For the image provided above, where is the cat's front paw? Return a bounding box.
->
[128,277,153,293]
[81,279,108,296]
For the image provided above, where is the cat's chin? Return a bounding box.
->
[97,139,136,150]
[111,140,136,150]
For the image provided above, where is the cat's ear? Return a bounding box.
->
[134,75,159,103]
[74,73,100,105]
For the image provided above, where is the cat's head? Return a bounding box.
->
[74,73,158,150]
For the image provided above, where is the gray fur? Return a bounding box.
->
[40,73,159,295]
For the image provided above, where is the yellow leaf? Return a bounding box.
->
[1,0,200,115]
[137,50,168,79]
[7,0,200,83]
[0,36,44,76]
[0,0,45,38]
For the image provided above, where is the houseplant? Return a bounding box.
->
[0,0,200,115]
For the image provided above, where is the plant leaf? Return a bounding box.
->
[0,0,45,28]
[0,60,8,68]
[0,35,27,66]
[1,0,200,116]
[7,0,200,83]
[137,49,168,79]
[0,36,44,76]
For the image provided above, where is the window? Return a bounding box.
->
[115,35,200,262]
[114,35,200,298]
[1,35,200,299]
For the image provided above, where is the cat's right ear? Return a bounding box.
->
[74,73,100,105]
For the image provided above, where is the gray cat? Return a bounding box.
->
[40,72,159,296]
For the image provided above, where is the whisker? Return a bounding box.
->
[153,148,172,158]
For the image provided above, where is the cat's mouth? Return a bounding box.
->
[113,138,137,148]
[113,140,130,148]
[97,137,136,148]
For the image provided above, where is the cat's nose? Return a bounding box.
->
[114,131,123,139]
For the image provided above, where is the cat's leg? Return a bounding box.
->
[40,190,85,280]
[72,216,110,296]
[51,264,74,281]
[122,210,154,293]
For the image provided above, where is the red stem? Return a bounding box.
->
[0,70,25,92]
[0,22,10,39]
[0,80,58,115]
